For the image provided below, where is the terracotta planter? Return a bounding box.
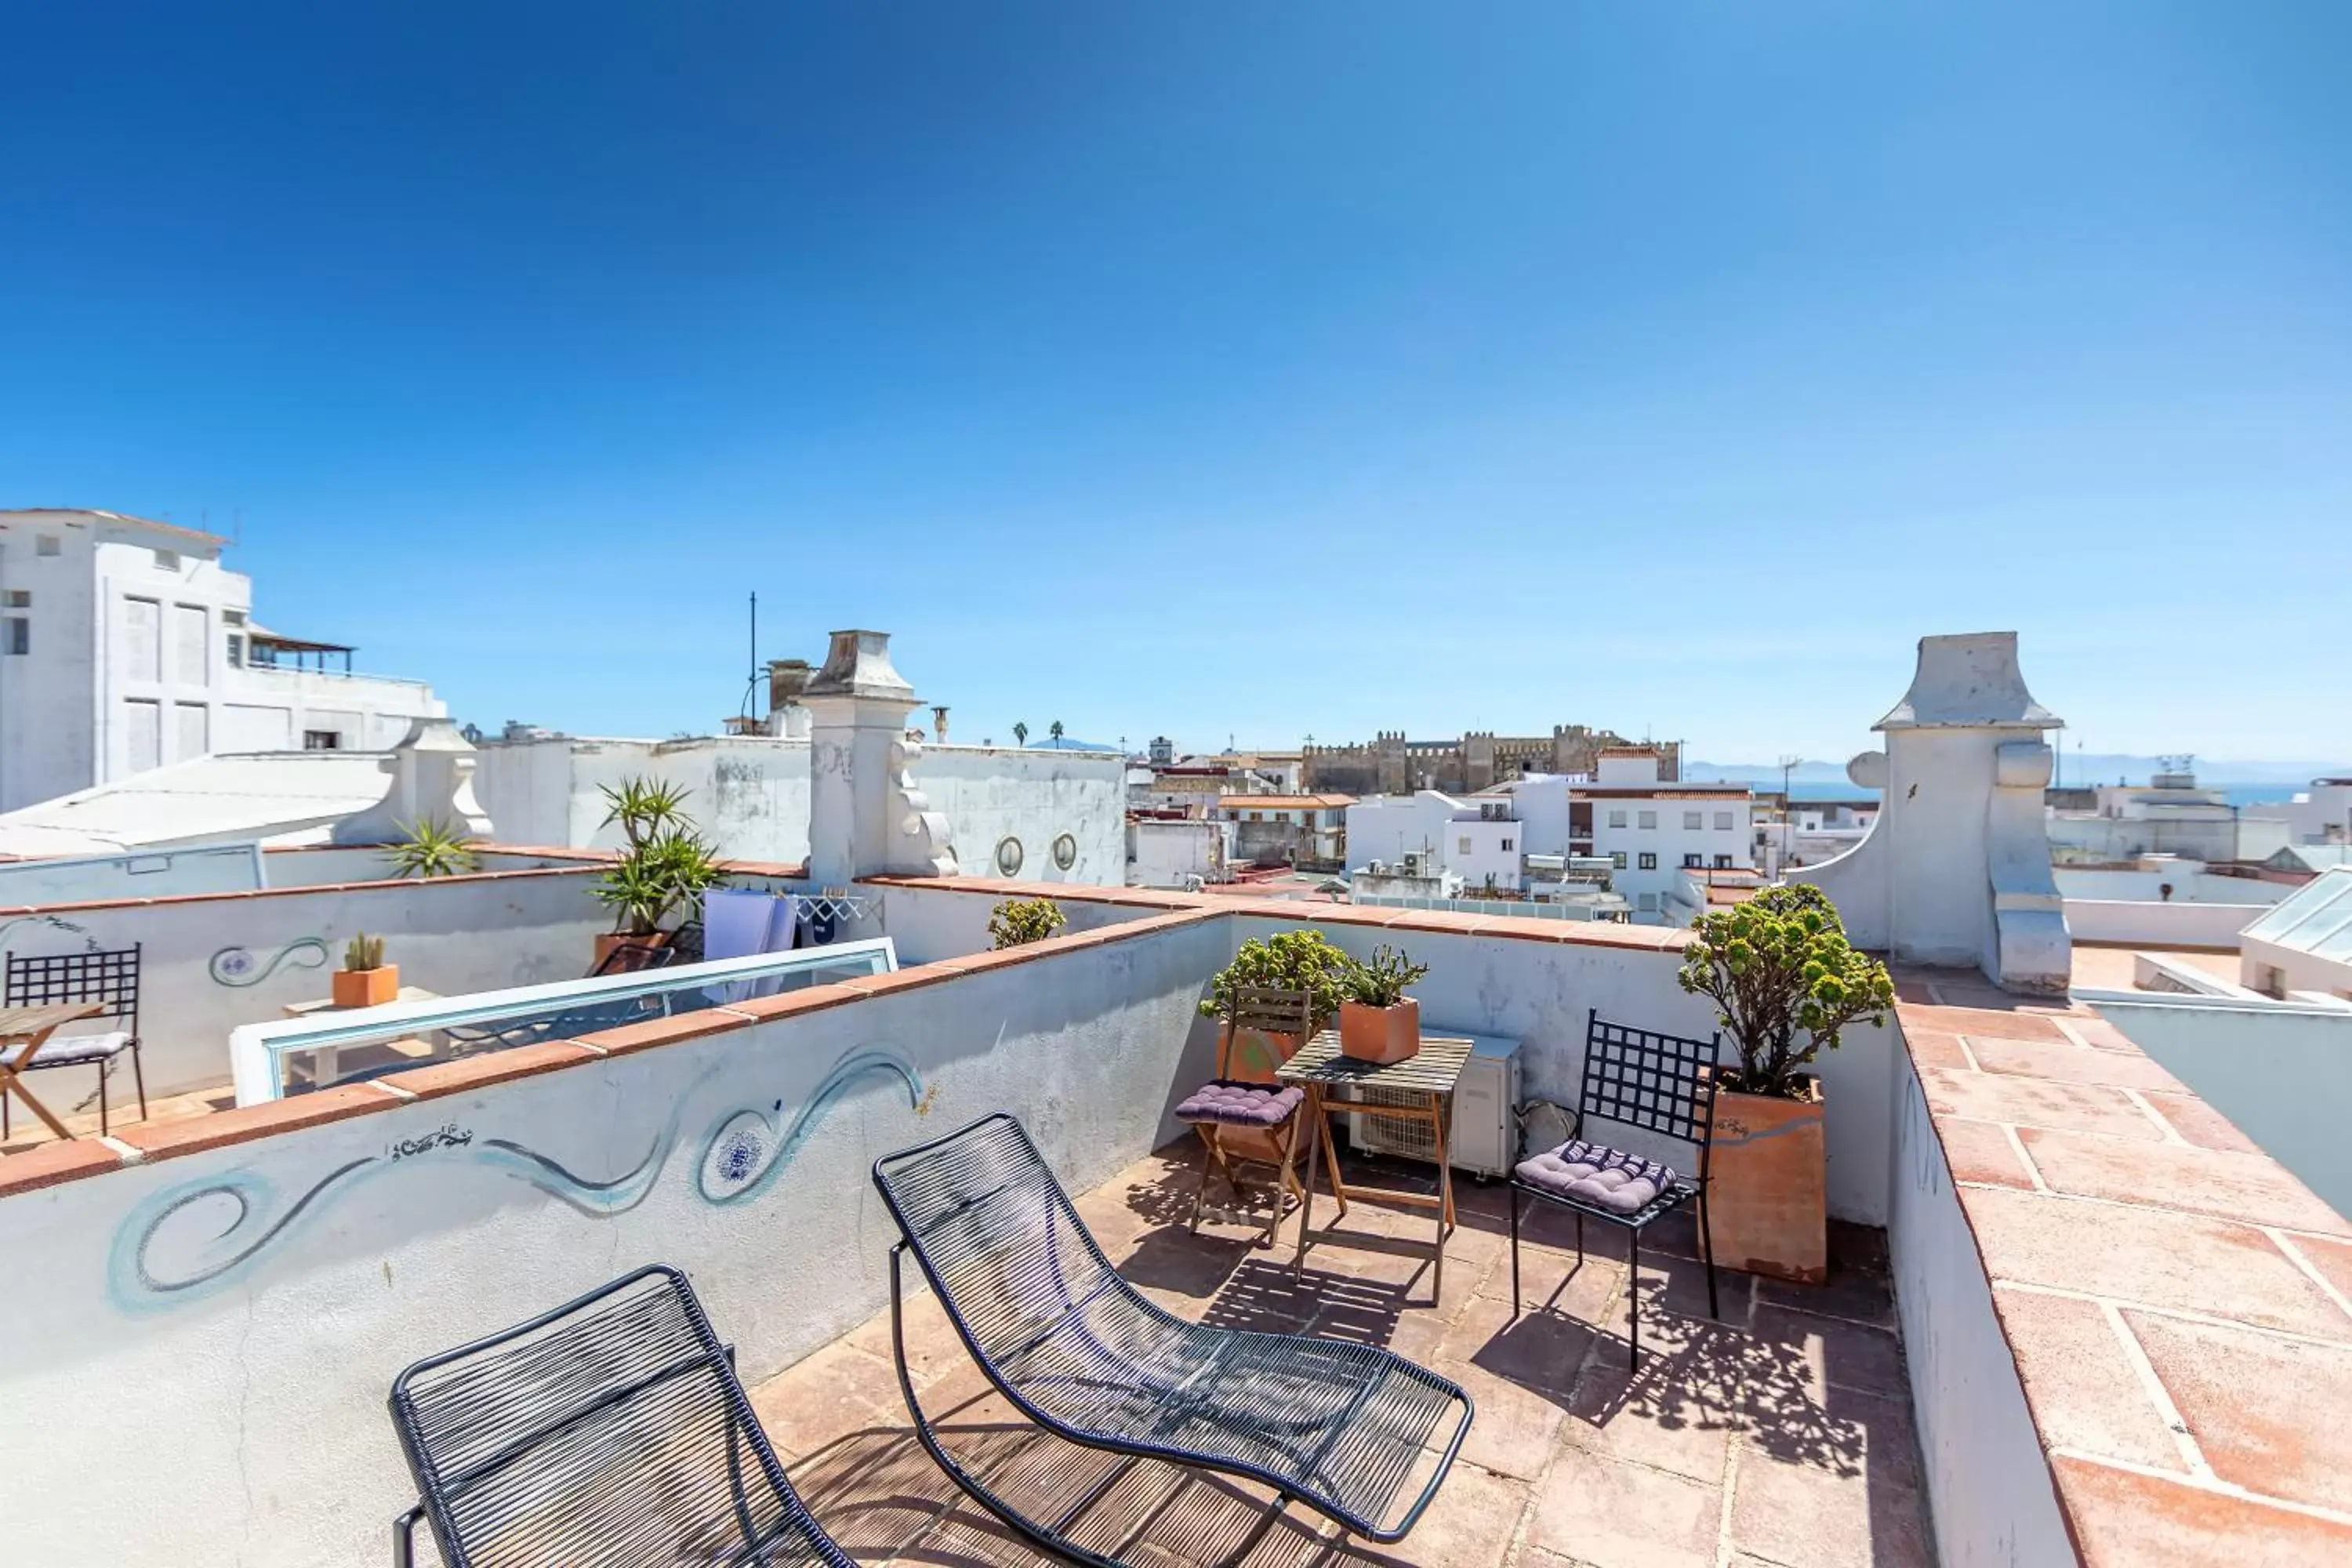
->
[1338,998,1421,1064]
[594,932,668,971]
[1704,1080,1828,1284]
[1224,1028,1308,1085]
[332,964,400,1009]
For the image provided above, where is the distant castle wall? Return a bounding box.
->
[1302,725,1679,796]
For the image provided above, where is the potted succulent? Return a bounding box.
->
[988,896,1067,950]
[332,932,399,1008]
[1197,930,1349,1082]
[592,778,729,966]
[1677,883,1893,1283]
[1337,945,1429,1064]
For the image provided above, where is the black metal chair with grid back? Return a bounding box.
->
[1173,984,1343,1247]
[2,946,144,1137]
[1507,1007,1724,1367]
[872,1113,1473,1566]
[386,1263,854,1568]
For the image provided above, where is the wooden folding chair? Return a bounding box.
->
[1174,985,1345,1246]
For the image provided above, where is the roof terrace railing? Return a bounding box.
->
[227,938,897,1105]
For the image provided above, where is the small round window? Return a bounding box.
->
[994,836,1024,877]
[1051,833,1078,871]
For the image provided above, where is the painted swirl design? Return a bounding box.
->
[208,938,330,988]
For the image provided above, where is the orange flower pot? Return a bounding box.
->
[332,964,400,1009]
[1338,998,1421,1065]
[1224,1029,1307,1085]
[1704,1080,1828,1284]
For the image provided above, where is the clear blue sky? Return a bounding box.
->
[6,3,2346,763]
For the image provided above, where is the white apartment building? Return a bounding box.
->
[1343,789,1523,891]
[2244,776,2352,848]
[0,510,446,812]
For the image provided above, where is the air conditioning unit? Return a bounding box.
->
[1346,1033,1523,1179]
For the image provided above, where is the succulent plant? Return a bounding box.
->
[987,896,1067,950]
[344,931,386,971]
[1676,884,1894,1099]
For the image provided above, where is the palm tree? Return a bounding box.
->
[1049,720,1065,744]
[1012,721,1029,746]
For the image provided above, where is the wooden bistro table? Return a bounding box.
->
[0,1001,107,1141]
[1279,1029,1476,1301]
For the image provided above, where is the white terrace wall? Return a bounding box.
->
[0,841,265,904]
[1883,1032,2074,1568]
[0,869,608,1095]
[2060,898,2263,949]
[865,877,1174,966]
[0,916,1225,1568]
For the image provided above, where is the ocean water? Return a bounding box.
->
[1702,782,2312,806]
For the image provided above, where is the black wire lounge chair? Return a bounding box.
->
[1507,1007,1724,1367]
[872,1113,1473,1565]
[386,1264,854,1568]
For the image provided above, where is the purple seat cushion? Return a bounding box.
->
[16,1030,134,1068]
[1177,1080,1305,1130]
[1516,1139,1679,1215]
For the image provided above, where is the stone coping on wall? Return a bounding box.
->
[0,906,1226,1199]
[1893,970,2352,1563]
[857,873,1693,951]
[0,859,606,920]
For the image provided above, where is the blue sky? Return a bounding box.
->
[5,3,2346,762]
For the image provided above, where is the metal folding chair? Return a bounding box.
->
[1507,1007,1723,1367]
[2,946,144,1137]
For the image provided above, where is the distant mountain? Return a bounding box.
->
[1689,756,2350,788]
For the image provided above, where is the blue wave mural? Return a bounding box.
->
[209,938,329,988]
[107,1044,929,1312]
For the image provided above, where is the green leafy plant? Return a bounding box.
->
[383,816,481,879]
[343,931,386,971]
[598,777,693,850]
[1012,721,1029,747]
[1676,884,1894,1100]
[1198,930,1351,1033]
[988,896,1068,950]
[1339,945,1428,1008]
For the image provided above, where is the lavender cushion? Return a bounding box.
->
[1515,1139,1679,1215]
[18,1030,133,1068]
[1177,1080,1305,1129]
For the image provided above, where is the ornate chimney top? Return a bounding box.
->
[804,630,916,703]
[1876,632,2060,731]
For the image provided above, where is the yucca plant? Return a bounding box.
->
[343,931,387,971]
[988,896,1067,950]
[594,826,730,937]
[599,777,693,851]
[384,816,481,879]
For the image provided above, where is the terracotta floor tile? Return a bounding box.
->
[2130,1311,2352,1512]
[1748,1306,1909,1401]
[1730,1444,1931,1568]
[2020,1125,2352,1237]
[1561,1358,1736,1483]
[1426,1353,1570,1481]
[1965,1034,2184,1092]
[1753,1261,1896,1332]
[1527,1450,1723,1568]
[1917,1067,2166,1142]
[2053,1454,2352,1566]
[1446,1290,1595,1399]
[1989,1287,2187,1472]
[1897,1028,1973,1071]
[1331,1462,1528,1568]
[1958,1185,2351,1338]
[750,1339,907,1461]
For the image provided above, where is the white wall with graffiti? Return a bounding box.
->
[1,867,611,1097]
[0,916,1225,1568]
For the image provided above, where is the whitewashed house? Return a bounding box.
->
[0,509,445,811]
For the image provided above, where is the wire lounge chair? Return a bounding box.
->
[871,1113,1474,1565]
[386,1264,854,1568]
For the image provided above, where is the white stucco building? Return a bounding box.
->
[2044,768,2248,864]
[2243,776,2352,848]
[0,509,445,812]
